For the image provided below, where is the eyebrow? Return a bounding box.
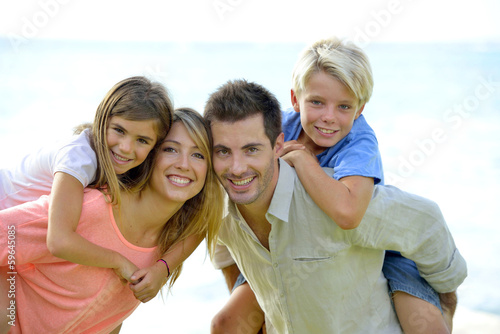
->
[164,139,199,150]
[213,143,265,151]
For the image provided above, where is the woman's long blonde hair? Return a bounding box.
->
[81,76,173,206]
[156,108,225,289]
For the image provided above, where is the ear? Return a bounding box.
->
[354,104,365,120]
[274,132,285,158]
[291,89,300,113]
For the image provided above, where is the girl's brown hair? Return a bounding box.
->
[87,76,173,205]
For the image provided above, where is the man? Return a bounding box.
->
[205,79,466,333]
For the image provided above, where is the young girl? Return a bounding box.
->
[0,108,225,333]
[0,76,183,301]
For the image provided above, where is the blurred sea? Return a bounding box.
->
[1,39,499,333]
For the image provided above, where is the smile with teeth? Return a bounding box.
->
[112,151,132,162]
[231,177,254,186]
[316,127,337,134]
[169,175,191,185]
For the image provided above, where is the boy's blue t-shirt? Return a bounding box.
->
[282,107,384,184]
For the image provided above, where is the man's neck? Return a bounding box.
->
[238,201,272,251]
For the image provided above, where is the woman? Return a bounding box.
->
[0,108,224,333]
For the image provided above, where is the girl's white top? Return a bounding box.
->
[0,129,97,210]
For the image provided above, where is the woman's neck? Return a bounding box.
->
[113,188,184,248]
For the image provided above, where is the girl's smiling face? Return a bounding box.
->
[106,115,158,174]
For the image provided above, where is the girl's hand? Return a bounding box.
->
[128,262,166,303]
[113,257,140,284]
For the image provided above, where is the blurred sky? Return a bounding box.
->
[1,0,499,44]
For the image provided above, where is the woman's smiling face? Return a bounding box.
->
[150,121,208,204]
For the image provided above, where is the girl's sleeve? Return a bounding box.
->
[53,131,97,187]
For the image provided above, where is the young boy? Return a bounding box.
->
[211,37,456,334]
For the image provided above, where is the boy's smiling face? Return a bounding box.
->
[292,71,364,155]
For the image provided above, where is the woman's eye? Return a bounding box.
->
[163,147,175,153]
[193,152,205,160]
[138,138,149,145]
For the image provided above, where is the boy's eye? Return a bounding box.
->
[311,100,322,105]
[339,105,350,110]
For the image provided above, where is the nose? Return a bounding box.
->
[229,153,247,176]
[119,137,133,154]
[321,105,336,123]
[174,152,190,170]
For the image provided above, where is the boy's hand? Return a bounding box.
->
[281,140,317,167]
[128,263,166,303]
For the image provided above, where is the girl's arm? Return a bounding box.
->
[47,172,138,281]
[129,233,204,302]
[281,143,373,230]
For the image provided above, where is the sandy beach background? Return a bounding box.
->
[1,1,499,333]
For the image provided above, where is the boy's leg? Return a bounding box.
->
[393,292,449,334]
[383,251,454,334]
[211,282,265,334]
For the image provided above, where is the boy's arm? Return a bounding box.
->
[47,172,138,281]
[281,144,373,229]
[129,233,204,302]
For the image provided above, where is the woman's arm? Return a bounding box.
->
[47,172,138,280]
[281,144,373,229]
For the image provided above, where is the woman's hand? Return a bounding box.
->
[128,261,167,303]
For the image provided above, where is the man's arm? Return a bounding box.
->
[222,263,241,291]
[351,185,467,293]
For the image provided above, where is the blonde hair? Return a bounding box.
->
[292,37,374,107]
[156,108,225,289]
[89,76,173,206]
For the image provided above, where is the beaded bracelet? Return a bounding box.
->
[157,259,170,277]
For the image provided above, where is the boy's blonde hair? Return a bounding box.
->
[292,37,374,107]
[157,108,225,289]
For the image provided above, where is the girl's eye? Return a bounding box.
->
[138,138,149,145]
[114,127,125,134]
